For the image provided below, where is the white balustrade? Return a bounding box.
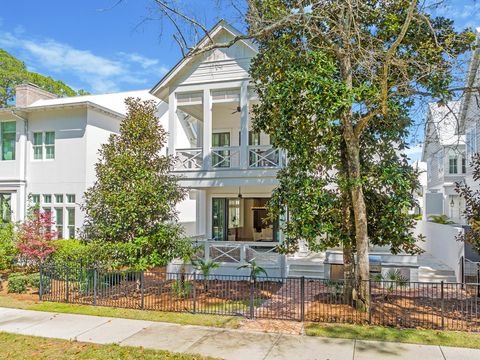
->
[248,145,282,168]
[174,148,203,170]
[211,146,241,168]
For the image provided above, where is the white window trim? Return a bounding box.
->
[31,130,55,161]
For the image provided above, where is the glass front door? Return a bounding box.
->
[211,197,279,242]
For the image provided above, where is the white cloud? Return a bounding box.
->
[0,29,169,93]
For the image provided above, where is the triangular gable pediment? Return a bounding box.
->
[150,20,257,100]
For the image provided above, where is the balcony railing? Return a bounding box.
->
[211,146,240,168]
[173,145,283,170]
[249,145,283,168]
[174,148,203,170]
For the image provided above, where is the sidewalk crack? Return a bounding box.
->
[262,333,283,360]
[439,346,447,360]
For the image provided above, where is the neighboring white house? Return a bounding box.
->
[421,101,466,224]
[459,28,480,192]
[0,83,196,238]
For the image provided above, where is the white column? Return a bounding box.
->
[203,89,212,170]
[240,81,249,169]
[168,91,177,156]
[195,189,207,237]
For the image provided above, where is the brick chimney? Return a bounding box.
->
[15,83,58,107]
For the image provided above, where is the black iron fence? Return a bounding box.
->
[39,263,480,331]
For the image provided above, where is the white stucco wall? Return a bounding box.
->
[414,221,464,281]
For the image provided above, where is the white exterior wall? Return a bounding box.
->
[414,221,464,281]
[0,113,27,222]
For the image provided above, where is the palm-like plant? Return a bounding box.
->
[192,259,219,291]
[237,260,267,283]
[373,269,408,300]
[428,215,455,224]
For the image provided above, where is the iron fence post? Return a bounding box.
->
[300,276,305,322]
[193,272,197,314]
[93,267,98,306]
[249,279,255,319]
[368,279,372,325]
[65,264,69,303]
[39,262,43,301]
[441,281,445,330]
[140,271,145,310]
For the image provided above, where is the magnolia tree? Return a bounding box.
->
[456,154,480,252]
[82,98,191,270]
[16,210,57,267]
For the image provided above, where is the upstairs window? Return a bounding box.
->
[1,121,16,160]
[33,131,55,160]
[449,155,458,174]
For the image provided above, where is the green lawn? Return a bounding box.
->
[305,323,480,349]
[0,332,217,360]
[0,295,240,328]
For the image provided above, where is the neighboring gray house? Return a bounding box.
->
[422,101,466,224]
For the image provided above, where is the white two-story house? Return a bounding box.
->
[0,83,199,238]
[149,21,287,276]
[422,101,466,224]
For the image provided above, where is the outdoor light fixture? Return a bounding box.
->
[237,186,242,198]
[450,197,455,208]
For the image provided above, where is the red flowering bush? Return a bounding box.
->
[16,210,57,266]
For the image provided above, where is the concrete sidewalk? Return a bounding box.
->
[0,307,478,360]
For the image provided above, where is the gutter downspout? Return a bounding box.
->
[11,109,28,221]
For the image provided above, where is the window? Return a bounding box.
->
[462,155,467,174]
[55,194,64,203]
[67,208,75,239]
[0,193,12,223]
[212,132,231,168]
[31,194,40,205]
[33,131,55,160]
[43,194,52,204]
[45,131,55,159]
[55,208,63,239]
[66,194,76,203]
[449,155,458,174]
[33,132,43,160]
[1,121,16,160]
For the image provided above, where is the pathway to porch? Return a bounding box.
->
[1,307,478,359]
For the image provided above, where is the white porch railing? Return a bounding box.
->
[174,148,203,170]
[196,240,282,267]
[248,145,283,168]
[211,146,240,168]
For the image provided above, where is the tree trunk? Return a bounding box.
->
[340,140,355,303]
[344,136,370,310]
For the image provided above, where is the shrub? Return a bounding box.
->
[0,222,17,270]
[7,273,28,293]
[27,273,41,290]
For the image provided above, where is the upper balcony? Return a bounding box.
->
[167,84,284,186]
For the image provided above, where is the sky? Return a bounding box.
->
[1,0,480,161]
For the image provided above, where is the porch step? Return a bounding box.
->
[287,262,325,279]
[418,267,457,283]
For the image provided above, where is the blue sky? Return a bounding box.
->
[1,0,480,161]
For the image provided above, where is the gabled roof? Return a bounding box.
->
[421,101,464,161]
[150,19,257,98]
